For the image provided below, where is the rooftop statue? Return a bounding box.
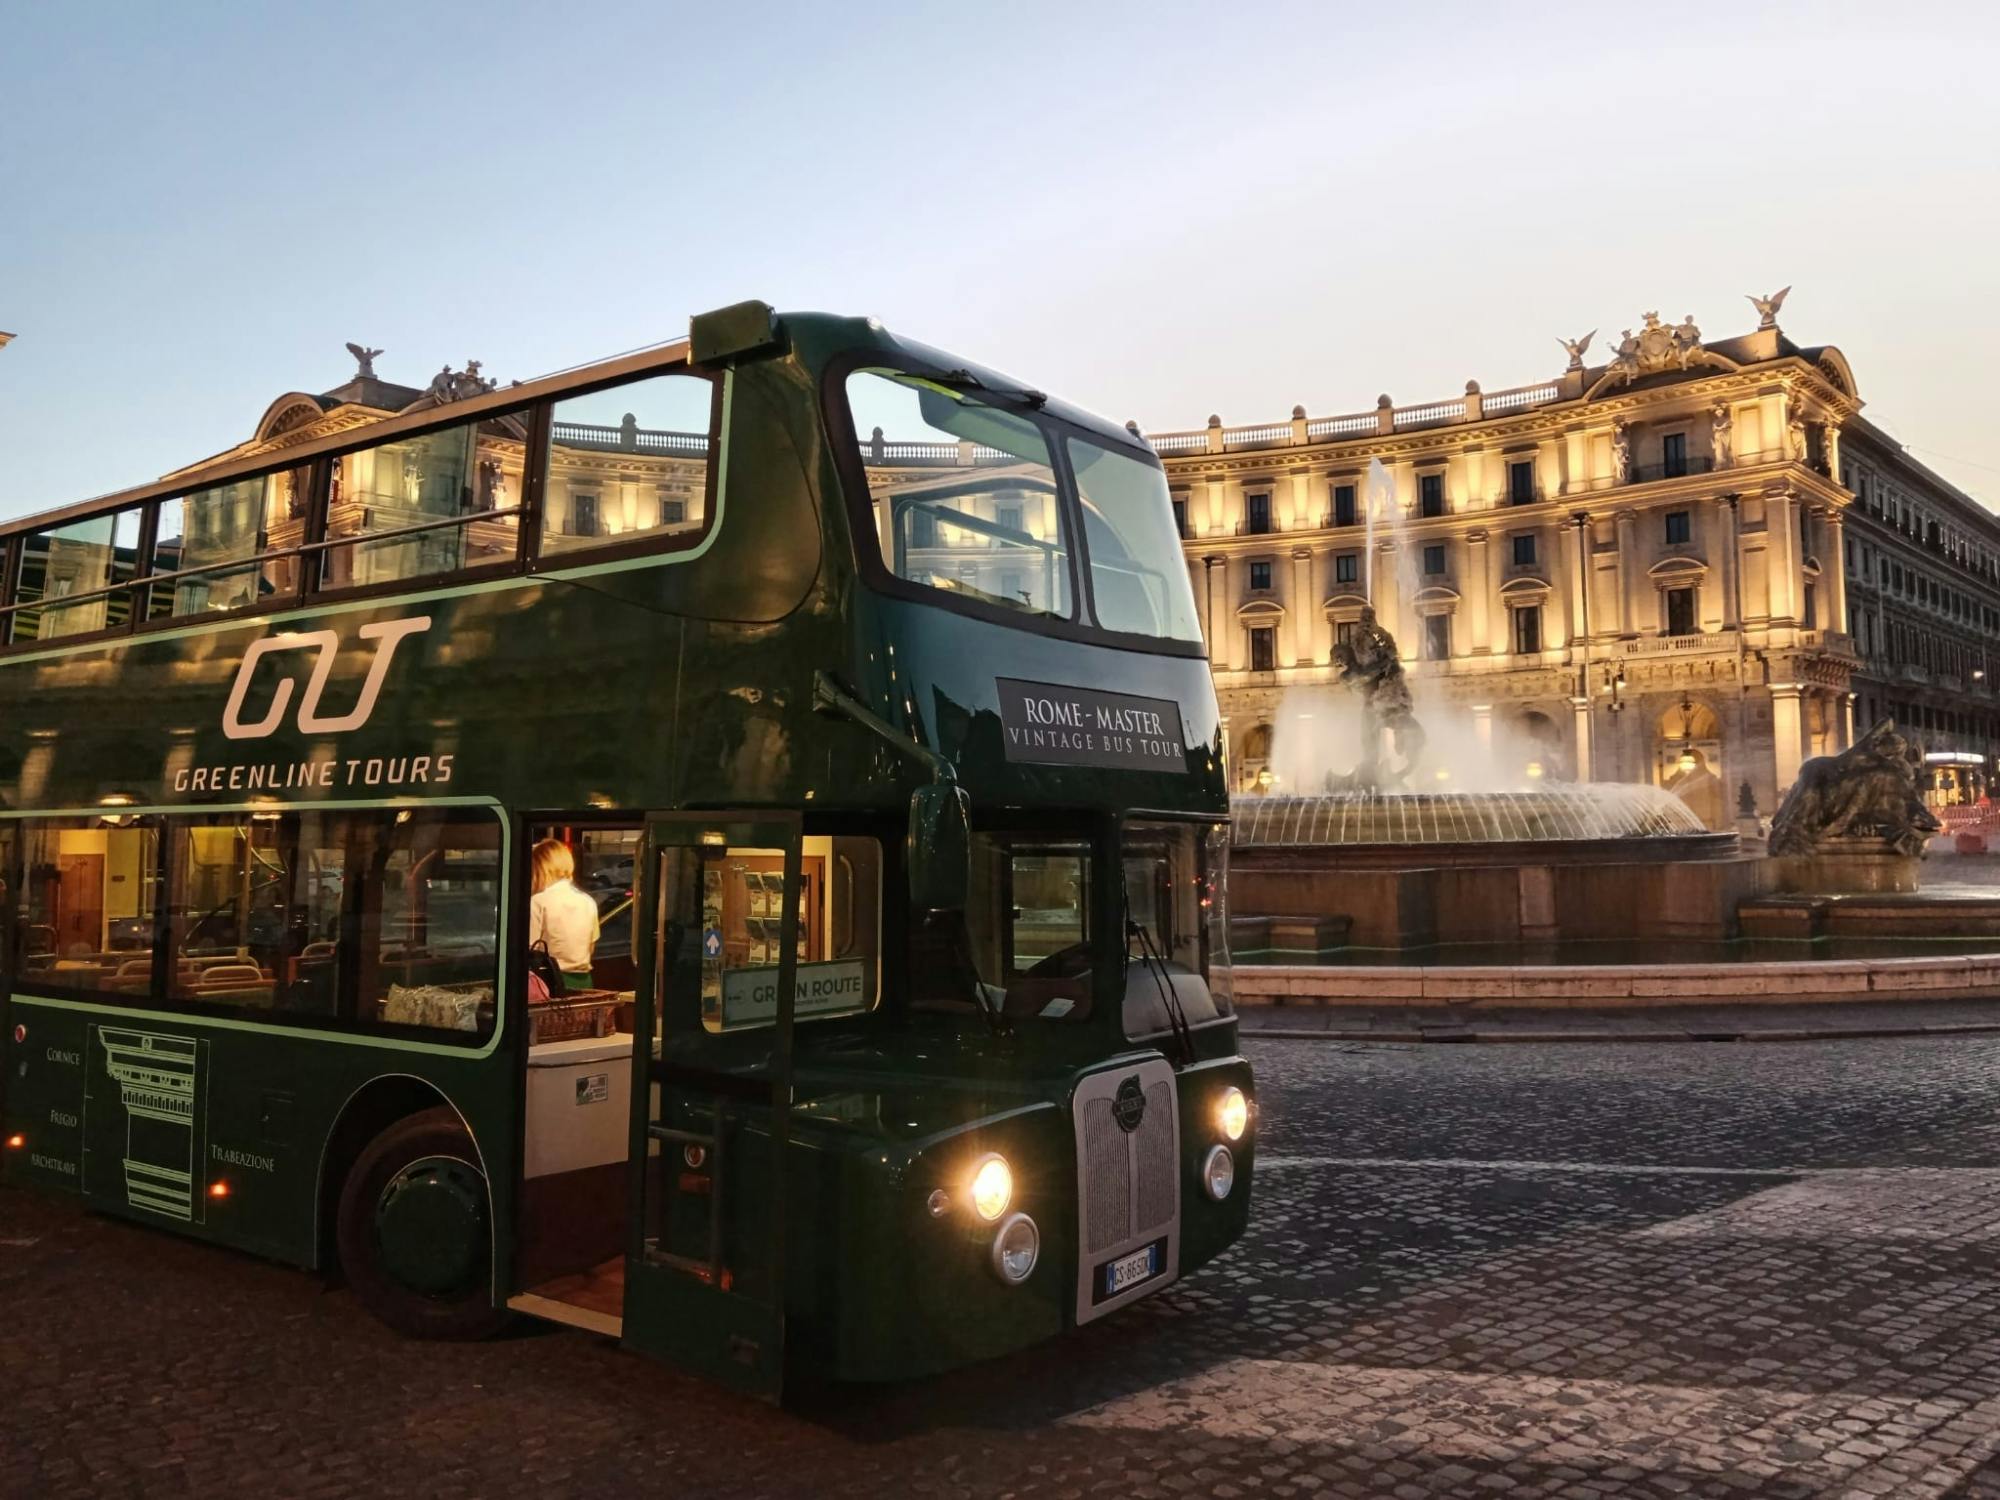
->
[1330,606,1426,790]
[1767,719,1939,859]
[1558,330,1595,371]
[1600,310,1712,388]
[424,360,499,404]
[1747,285,1791,329]
[344,342,385,380]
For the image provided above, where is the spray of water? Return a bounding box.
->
[1266,684,1563,794]
[1362,456,1391,604]
[1266,455,1566,793]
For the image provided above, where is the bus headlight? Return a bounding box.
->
[969,1154,1013,1222]
[1216,1086,1249,1142]
[1201,1145,1235,1202]
[990,1212,1040,1284]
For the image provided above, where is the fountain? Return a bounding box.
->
[1229,465,1744,958]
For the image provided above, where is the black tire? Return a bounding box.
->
[336,1106,510,1340]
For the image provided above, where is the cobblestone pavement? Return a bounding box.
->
[9,1035,2000,1498]
[1239,997,2000,1042]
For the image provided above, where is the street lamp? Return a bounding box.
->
[1675,692,1699,775]
[1602,663,1627,713]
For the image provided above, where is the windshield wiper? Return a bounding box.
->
[925,367,1048,409]
[1127,911,1196,1068]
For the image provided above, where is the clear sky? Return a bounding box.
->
[3,1,1997,520]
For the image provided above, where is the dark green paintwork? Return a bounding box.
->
[0,311,1250,1384]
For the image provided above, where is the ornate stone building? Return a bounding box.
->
[1152,298,2000,823]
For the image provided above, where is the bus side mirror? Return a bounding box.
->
[907,785,971,913]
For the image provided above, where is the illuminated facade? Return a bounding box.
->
[1150,305,2000,823]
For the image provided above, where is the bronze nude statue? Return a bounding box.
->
[1331,607,1426,790]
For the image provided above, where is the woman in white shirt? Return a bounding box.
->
[529,838,601,990]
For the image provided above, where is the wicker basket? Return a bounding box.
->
[528,989,624,1045]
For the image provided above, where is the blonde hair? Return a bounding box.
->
[531,838,576,893]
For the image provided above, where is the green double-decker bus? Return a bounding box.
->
[0,303,1251,1394]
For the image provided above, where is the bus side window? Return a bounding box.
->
[155,808,500,1042]
[540,372,715,561]
[323,412,527,590]
[360,809,500,1038]
[164,816,319,1016]
[149,467,309,622]
[11,819,161,1003]
[5,506,146,644]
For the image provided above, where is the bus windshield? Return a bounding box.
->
[848,368,1073,620]
[844,366,1201,645]
[1068,437,1204,643]
[910,830,1095,1023]
[907,820,1232,1032]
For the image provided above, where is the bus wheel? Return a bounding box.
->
[337,1107,508,1340]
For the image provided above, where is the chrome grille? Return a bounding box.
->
[1134,1081,1175,1233]
[1072,1059,1182,1324]
[1082,1097,1133,1254]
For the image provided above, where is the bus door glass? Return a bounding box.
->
[0,820,14,1020]
[624,813,801,1397]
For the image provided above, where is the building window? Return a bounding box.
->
[571,492,600,538]
[1422,613,1450,661]
[1246,493,1272,535]
[1665,586,1697,636]
[1419,473,1445,518]
[1514,604,1542,655]
[1333,483,1356,527]
[1512,534,1537,567]
[1664,510,1691,545]
[1804,581,1817,628]
[657,492,686,528]
[1661,432,1688,479]
[1334,619,1356,650]
[1249,561,1272,591]
[1249,625,1275,671]
[1423,543,1446,576]
[1335,552,1358,584]
[1172,496,1188,538]
[996,503,1023,535]
[1508,460,1535,505]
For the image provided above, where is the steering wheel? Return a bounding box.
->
[1023,940,1092,980]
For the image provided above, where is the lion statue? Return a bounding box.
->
[1767,718,1939,859]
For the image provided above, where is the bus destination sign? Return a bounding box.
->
[996,678,1187,772]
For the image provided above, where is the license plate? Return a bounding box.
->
[1098,1240,1165,1301]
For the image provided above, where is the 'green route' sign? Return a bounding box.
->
[719,959,869,1029]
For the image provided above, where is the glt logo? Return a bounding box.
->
[222,616,432,741]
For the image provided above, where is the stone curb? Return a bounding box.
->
[1244,1022,2000,1045]
[1230,954,2000,1008]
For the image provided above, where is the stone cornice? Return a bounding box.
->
[1157,357,1860,482]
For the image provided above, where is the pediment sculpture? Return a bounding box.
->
[1592,309,1739,395]
[1604,312,1702,383]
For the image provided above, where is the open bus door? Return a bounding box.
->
[624,813,800,1398]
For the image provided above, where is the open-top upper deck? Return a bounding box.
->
[0,305,1226,824]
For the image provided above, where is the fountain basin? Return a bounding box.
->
[1228,787,1746,950]
[1232,786,1730,857]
